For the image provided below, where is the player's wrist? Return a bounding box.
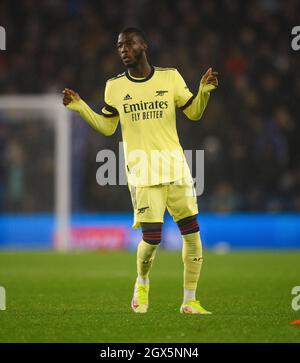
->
[66,98,84,112]
[200,82,215,94]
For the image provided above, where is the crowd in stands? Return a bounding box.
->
[0,0,299,212]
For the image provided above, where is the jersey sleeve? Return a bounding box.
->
[66,80,119,136]
[100,81,119,118]
[173,70,194,110]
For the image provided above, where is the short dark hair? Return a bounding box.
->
[120,27,147,43]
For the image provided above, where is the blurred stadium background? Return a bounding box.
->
[0,0,300,251]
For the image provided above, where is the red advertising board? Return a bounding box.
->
[55,226,129,249]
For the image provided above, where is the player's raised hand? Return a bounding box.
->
[200,68,218,92]
[62,88,81,107]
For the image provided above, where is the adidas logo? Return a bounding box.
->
[123,94,132,100]
[142,258,153,264]
[193,257,202,262]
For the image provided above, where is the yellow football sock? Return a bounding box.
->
[182,232,203,290]
[137,240,158,280]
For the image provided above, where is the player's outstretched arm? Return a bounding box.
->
[62,88,119,136]
[183,68,218,121]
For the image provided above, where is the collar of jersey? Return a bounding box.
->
[125,66,155,83]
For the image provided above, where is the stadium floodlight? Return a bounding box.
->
[0,95,71,250]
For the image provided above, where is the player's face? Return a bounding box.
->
[117,33,146,68]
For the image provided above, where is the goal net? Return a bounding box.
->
[0,95,70,250]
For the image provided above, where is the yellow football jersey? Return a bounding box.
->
[102,66,197,186]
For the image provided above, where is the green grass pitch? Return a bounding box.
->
[0,250,299,342]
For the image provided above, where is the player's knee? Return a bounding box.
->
[177,214,199,235]
[141,222,162,245]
